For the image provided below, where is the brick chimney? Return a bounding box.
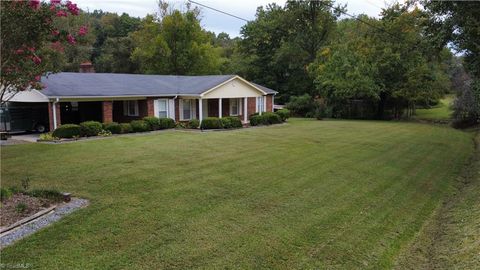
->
[79,61,94,73]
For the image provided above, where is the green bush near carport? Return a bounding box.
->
[52,124,82,138]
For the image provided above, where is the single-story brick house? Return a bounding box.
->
[9,71,277,131]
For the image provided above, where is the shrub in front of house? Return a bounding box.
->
[275,109,290,122]
[249,115,267,126]
[158,118,175,129]
[130,120,150,132]
[52,124,82,138]
[119,123,133,134]
[200,117,223,129]
[187,119,200,129]
[143,116,161,130]
[80,121,103,136]
[103,122,122,134]
[221,116,242,129]
[263,112,282,124]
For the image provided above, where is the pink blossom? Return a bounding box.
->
[28,47,36,52]
[35,75,41,81]
[56,10,68,17]
[66,1,79,15]
[29,0,40,10]
[52,29,60,36]
[78,25,88,36]
[50,0,61,5]
[50,4,57,11]
[32,55,42,65]
[50,41,64,52]
[14,49,24,54]
[67,34,76,45]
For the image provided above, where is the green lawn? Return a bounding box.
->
[415,95,454,120]
[0,119,474,269]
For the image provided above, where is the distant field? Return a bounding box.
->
[0,119,474,269]
[415,95,454,120]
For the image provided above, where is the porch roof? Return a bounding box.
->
[40,73,277,98]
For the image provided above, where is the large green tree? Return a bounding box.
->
[131,8,221,75]
[424,1,480,126]
[238,1,342,102]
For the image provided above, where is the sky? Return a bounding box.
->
[75,0,395,37]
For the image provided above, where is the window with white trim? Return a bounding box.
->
[182,99,192,120]
[158,99,167,118]
[256,96,264,113]
[123,100,139,116]
[230,98,240,116]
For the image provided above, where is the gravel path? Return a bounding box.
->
[0,198,89,248]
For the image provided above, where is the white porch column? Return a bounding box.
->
[243,97,248,123]
[52,101,58,129]
[198,98,203,123]
[218,98,222,118]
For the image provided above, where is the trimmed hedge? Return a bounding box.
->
[52,124,81,138]
[263,112,282,124]
[80,121,103,136]
[103,122,121,134]
[275,109,290,122]
[143,116,160,130]
[120,123,133,134]
[158,118,175,129]
[187,119,200,129]
[221,116,243,129]
[250,113,282,126]
[130,120,149,132]
[201,117,223,129]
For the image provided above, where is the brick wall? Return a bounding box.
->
[146,98,155,117]
[102,101,113,123]
[247,97,256,119]
[266,95,273,112]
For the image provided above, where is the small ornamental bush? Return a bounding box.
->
[275,109,290,122]
[103,122,122,134]
[263,112,282,124]
[98,130,112,137]
[143,116,161,130]
[38,132,58,141]
[52,124,81,138]
[80,121,103,136]
[158,118,175,129]
[119,123,133,134]
[221,116,242,129]
[27,189,64,202]
[249,115,267,126]
[200,117,223,129]
[130,120,149,132]
[187,119,200,129]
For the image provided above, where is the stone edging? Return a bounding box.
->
[0,198,89,249]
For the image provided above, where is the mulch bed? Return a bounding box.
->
[0,193,54,227]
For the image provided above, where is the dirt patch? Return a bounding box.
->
[0,193,54,227]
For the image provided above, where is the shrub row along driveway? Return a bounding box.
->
[0,119,474,269]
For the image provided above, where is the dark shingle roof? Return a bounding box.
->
[41,73,276,97]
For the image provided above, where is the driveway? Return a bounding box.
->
[0,133,40,145]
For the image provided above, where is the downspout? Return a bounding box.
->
[52,98,59,130]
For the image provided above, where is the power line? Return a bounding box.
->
[188,0,422,51]
[187,0,249,22]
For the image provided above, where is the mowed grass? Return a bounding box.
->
[0,119,474,269]
[415,95,454,120]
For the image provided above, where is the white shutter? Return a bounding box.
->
[153,99,159,118]
[179,99,184,120]
[239,98,243,115]
[255,97,258,113]
[192,100,197,119]
[168,99,175,120]
[202,99,208,118]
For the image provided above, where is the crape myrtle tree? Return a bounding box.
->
[0,0,86,104]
